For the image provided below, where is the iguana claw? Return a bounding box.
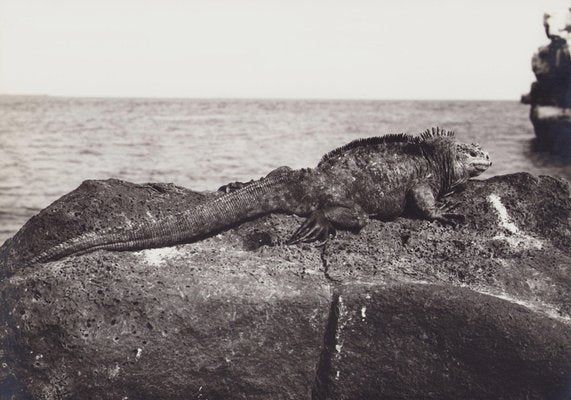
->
[287,210,336,245]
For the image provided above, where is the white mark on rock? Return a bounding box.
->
[365,293,371,300]
[135,348,142,360]
[140,247,185,265]
[477,288,570,324]
[145,210,156,223]
[361,306,367,319]
[394,277,569,324]
[334,295,348,358]
[336,370,340,380]
[109,364,121,379]
[487,194,543,249]
[488,194,519,233]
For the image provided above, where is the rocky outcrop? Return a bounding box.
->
[521,37,571,107]
[522,11,571,155]
[1,174,570,399]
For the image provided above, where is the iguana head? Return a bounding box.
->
[419,128,491,189]
[454,142,492,178]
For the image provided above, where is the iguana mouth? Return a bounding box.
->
[474,162,492,172]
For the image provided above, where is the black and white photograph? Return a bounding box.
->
[0,0,570,398]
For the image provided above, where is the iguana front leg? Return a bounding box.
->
[287,204,369,244]
[407,183,464,226]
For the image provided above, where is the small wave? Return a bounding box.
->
[79,149,103,156]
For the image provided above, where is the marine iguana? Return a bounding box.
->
[29,127,491,263]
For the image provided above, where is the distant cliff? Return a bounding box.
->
[522,10,571,155]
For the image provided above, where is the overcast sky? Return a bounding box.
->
[0,0,569,99]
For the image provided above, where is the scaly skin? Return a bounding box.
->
[30,127,491,263]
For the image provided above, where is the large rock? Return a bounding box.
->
[1,173,570,399]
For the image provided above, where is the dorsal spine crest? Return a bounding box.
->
[319,133,417,165]
[419,127,455,140]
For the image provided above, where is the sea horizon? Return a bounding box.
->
[0,93,523,102]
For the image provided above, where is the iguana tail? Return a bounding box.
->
[29,174,296,263]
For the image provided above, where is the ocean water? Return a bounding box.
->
[0,96,569,245]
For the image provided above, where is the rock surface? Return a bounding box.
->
[1,173,570,399]
[521,12,571,155]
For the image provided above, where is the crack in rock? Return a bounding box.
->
[311,291,340,400]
